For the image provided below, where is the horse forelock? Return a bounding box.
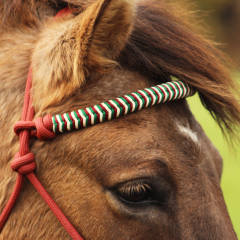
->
[119,1,240,141]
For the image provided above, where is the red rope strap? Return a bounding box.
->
[0,8,84,240]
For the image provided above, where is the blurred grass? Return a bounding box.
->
[187,72,240,238]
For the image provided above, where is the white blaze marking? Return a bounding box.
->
[177,124,198,144]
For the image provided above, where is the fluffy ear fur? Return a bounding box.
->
[32,0,134,112]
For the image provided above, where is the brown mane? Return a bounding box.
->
[1,0,240,140]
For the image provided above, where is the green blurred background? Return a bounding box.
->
[172,0,240,237]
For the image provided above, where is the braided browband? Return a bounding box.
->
[0,6,196,239]
[52,80,195,133]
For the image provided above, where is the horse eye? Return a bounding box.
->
[117,182,153,203]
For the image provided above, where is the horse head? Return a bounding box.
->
[0,0,239,239]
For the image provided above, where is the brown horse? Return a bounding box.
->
[0,0,240,239]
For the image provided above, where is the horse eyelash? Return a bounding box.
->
[117,182,152,196]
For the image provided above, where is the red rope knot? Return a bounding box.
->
[14,121,36,136]
[34,114,57,141]
[11,152,36,175]
[14,114,56,141]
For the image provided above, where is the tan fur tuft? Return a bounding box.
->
[32,0,134,112]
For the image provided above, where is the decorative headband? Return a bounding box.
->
[0,6,196,240]
[52,80,195,133]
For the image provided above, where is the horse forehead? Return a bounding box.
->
[75,101,189,168]
[50,80,217,185]
[51,68,203,171]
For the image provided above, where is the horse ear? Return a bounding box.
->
[32,0,134,111]
[80,0,135,60]
[70,0,135,82]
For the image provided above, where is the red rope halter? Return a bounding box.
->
[0,8,83,240]
[0,7,196,239]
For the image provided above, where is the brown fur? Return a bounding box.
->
[32,0,134,111]
[1,0,240,136]
[0,0,239,239]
